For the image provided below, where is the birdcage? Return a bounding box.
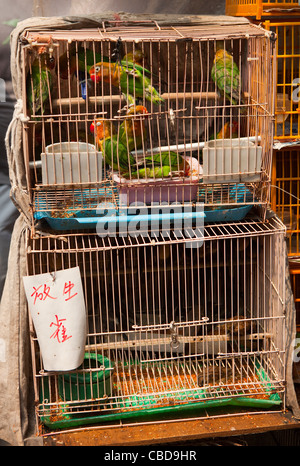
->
[25,215,286,433]
[262,20,300,142]
[226,0,300,20]
[271,147,300,256]
[20,20,275,233]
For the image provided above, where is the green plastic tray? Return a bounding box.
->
[39,359,282,430]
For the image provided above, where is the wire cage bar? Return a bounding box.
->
[262,20,300,142]
[25,216,286,432]
[289,261,300,331]
[226,0,300,20]
[271,147,300,256]
[20,22,275,232]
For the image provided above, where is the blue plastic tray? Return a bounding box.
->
[204,204,253,223]
[200,183,254,223]
[35,209,205,230]
[34,184,253,230]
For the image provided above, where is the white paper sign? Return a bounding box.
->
[23,266,87,371]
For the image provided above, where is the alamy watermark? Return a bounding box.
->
[96,201,205,249]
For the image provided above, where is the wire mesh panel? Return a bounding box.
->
[19,22,275,231]
[25,216,286,432]
[263,20,300,142]
[226,0,300,20]
[289,261,300,331]
[271,147,300,256]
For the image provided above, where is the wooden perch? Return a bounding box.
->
[52,92,219,107]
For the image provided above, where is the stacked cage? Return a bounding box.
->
[225,0,300,21]
[27,217,286,430]
[226,1,300,327]
[20,20,287,434]
[266,18,300,328]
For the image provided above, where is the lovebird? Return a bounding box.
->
[89,61,164,105]
[128,151,191,180]
[59,46,144,79]
[118,105,149,151]
[211,48,245,108]
[144,151,190,175]
[211,120,239,140]
[90,118,135,173]
[59,45,109,99]
[131,165,172,179]
[27,53,55,115]
[59,45,107,79]
[122,50,145,66]
[216,120,239,139]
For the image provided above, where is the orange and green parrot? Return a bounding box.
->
[90,118,135,173]
[89,61,164,106]
[211,48,245,109]
[131,165,172,179]
[122,50,145,66]
[27,53,55,115]
[144,151,190,174]
[127,151,190,180]
[212,120,239,139]
[59,44,107,79]
[118,105,149,151]
[59,45,109,99]
[59,47,145,79]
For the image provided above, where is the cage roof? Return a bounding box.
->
[21,14,271,43]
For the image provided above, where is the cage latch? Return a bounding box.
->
[169,321,179,349]
[111,37,123,66]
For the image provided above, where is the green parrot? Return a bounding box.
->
[59,45,108,79]
[119,66,164,105]
[211,48,245,108]
[89,61,164,106]
[26,53,55,115]
[144,151,190,174]
[59,46,147,79]
[90,119,135,174]
[125,151,191,179]
[102,136,136,173]
[118,105,149,152]
[130,165,172,179]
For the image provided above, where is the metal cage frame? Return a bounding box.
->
[25,215,287,433]
[271,147,300,257]
[19,21,275,234]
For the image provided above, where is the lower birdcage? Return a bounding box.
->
[25,215,286,432]
[271,147,300,257]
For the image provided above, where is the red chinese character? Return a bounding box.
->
[31,284,57,305]
[50,315,72,343]
[63,281,78,301]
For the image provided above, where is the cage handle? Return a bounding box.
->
[102,19,161,32]
[132,317,209,332]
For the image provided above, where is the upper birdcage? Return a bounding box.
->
[226,0,300,20]
[20,20,275,232]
